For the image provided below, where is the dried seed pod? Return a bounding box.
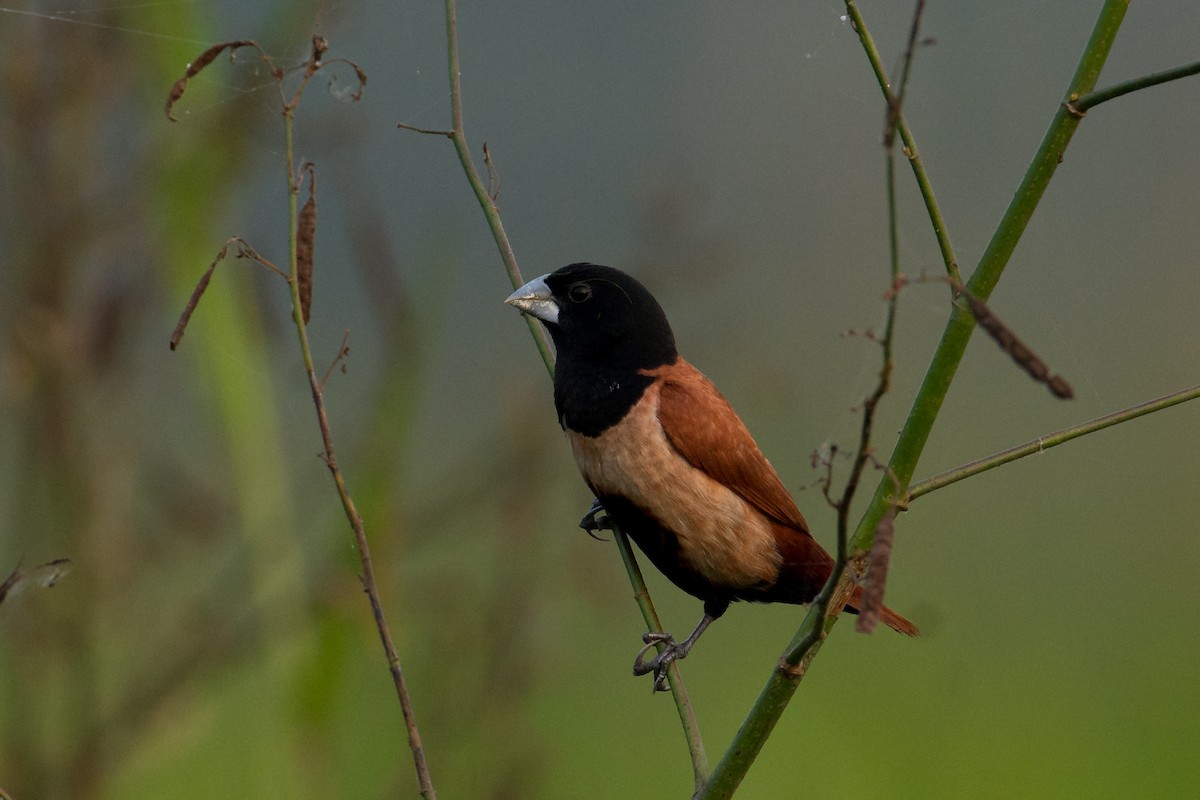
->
[296,164,317,325]
[960,287,1075,400]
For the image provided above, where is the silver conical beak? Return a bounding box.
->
[505,274,559,325]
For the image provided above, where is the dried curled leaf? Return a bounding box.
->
[285,36,367,110]
[169,238,287,350]
[165,40,270,122]
[325,57,368,104]
[296,163,317,324]
[169,242,229,350]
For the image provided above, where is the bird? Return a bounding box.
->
[506,263,917,691]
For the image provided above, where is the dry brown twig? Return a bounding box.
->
[164,37,435,800]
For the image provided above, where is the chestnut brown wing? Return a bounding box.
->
[652,360,811,534]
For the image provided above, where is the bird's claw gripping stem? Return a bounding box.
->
[633,631,681,693]
[579,498,612,539]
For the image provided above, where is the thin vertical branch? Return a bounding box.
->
[883,0,925,149]
[411,0,709,784]
[845,0,961,286]
[168,38,435,800]
[440,0,554,375]
[789,0,911,704]
[281,88,438,800]
[613,530,710,792]
[700,24,913,799]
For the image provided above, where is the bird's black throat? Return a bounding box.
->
[553,361,656,437]
[537,262,680,436]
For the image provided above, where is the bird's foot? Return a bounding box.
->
[578,498,612,540]
[632,631,684,693]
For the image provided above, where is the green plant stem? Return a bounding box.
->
[613,529,710,792]
[282,108,437,800]
[781,5,909,678]
[1072,59,1200,112]
[907,383,1200,503]
[441,0,554,376]
[856,0,1128,526]
[433,0,708,782]
[700,3,1131,797]
[845,0,961,285]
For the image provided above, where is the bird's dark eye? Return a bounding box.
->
[567,283,593,303]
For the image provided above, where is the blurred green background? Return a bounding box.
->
[2,1,1199,798]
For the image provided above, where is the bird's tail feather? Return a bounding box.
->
[847,585,920,636]
[878,605,920,636]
